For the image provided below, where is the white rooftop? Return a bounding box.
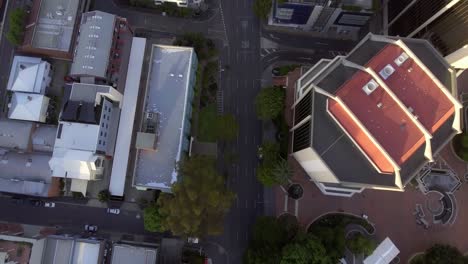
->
[109,37,146,197]
[7,56,49,94]
[364,237,400,264]
[55,122,100,152]
[49,148,98,180]
[8,93,49,123]
[133,45,195,192]
[111,244,157,264]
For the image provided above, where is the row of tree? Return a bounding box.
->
[6,8,27,46]
[143,155,235,237]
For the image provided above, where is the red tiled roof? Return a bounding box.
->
[328,99,395,174]
[366,44,455,133]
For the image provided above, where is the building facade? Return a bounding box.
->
[291,34,461,197]
[387,0,468,69]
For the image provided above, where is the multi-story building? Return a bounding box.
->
[387,0,468,69]
[69,10,133,90]
[131,45,197,193]
[291,33,462,197]
[6,56,53,123]
[20,0,88,60]
[48,83,122,195]
[270,0,373,38]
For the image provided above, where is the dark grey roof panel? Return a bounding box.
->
[399,144,427,185]
[346,40,387,66]
[399,39,454,90]
[311,92,346,155]
[316,64,359,94]
[431,115,455,154]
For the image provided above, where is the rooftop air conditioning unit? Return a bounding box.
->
[379,64,395,80]
[362,79,379,95]
[394,52,409,66]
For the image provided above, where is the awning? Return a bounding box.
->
[363,237,400,264]
[71,179,88,196]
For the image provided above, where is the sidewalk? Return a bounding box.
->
[263,23,358,41]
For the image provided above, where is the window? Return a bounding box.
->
[57,124,63,139]
[104,132,107,137]
[106,124,108,129]
[95,159,101,167]
[103,141,106,146]
[108,108,111,113]
[99,140,102,144]
[107,115,110,121]
[100,132,103,136]
[101,123,104,128]
[104,106,107,111]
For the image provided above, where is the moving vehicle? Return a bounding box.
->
[44,202,55,208]
[85,224,98,232]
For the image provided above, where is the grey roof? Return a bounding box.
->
[0,119,33,151]
[134,45,195,191]
[42,237,102,264]
[32,0,80,51]
[32,125,57,152]
[69,83,116,102]
[70,11,116,78]
[111,244,157,264]
[295,34,459,188]
[0,151,53,196]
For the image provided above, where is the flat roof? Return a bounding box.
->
[110,37,146,197]
[111,244,157,264]
[134,45,195,191]
[42,237,101,264]
[32,0,80,51]
[70,11,115,78]
[0,119,33,150]
[366,44,455,133]
[55,122,99,152]
[330,68,425,167]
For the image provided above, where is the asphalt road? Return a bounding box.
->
[0,197,147,235]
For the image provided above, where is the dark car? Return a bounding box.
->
[30,200,44,207]
[11,198,24,205]
[272,67,281,76]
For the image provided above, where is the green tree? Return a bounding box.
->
[258,141,280,163]
[143,202,167,232]
[421,244,468,264]
[310,225,346,263]
[6,8,27,46]
[271,158,292,184]
[97,189,110,202]
[253,0,272,20]
[256,142,291,186]
[346,233,376,256]
[255,86,285,120]
[158,156,235,236]
[280,234,331,264]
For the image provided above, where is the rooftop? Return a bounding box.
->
[31,0,80,51]
[55,122,100,152]
[293,34,460,188]
[365,44,455,133]
[70,11,116,78]
[0,119,33,151]
[8,93,49,123]
[134,45,195,191]
[42,237,102,264]
[111,244,157,264]
[7,56,49,94]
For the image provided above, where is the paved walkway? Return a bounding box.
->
[276,157,468,263]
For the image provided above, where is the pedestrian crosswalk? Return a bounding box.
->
[216,90,224,114]
[261,48,278,57]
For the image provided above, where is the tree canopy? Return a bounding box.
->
[198,104,239,142]
[245,216,331,264]
[255,86,285,120]
[143,202,167,232]
[256,142,291,186]
[346,233,376,256]
[253,0,273,20]
[157,155,235,236]
[411,244,468,264]
[6,8,27,46]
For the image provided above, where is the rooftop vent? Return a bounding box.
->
[379,64,395,80]
[394,52,409,66]
[362,79,379,95]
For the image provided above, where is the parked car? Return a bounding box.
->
[11,198,24,205]
[187,237,199,244]
[44,202,55,208]
[272,67,281,76]
[107,208,120,215]
[30,200,44,207]
[85,224,98,233]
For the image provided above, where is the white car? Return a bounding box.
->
[107,208,120,215]
[44,202,55,208]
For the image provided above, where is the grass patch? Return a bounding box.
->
[198,104,218,142]
[342,5,362,12]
